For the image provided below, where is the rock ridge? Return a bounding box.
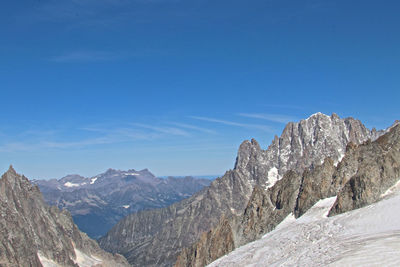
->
[0,167,130,266]
[99,113,381,266]
[176,123,400,267]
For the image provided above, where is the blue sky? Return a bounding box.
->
[1,0,399,179]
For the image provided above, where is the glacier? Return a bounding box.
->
[208,182,400,267]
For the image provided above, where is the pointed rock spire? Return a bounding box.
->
[7,164,16,175]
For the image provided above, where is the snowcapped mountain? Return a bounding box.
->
[99,113,381,266]
[0,166,130,267]
[33,168,211,239]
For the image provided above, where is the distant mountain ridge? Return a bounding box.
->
[34,168,211,239]
[99,113,382,266]
[0,166,130,266]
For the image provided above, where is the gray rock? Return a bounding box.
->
[178,122,400,267]
[330,124,400,215]
[100,113,379,267]
[0,166,130,267]
[33,169,211,239]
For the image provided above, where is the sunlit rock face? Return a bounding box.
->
[100,113,380,267]
[177,123,399,267]
[0,166,130,267]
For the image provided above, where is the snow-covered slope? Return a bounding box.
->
[208,184,400,267]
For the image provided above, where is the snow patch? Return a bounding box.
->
[122,205,130,209]
[64,182,80,188]
[306,112,329,121]
[90,177,98,184]
[73,248,102,267]
[37,252,59,267]
[381,178,400,198]
[38,249,102,267]
[124,172,139,176]
[334,149,345,167]
[265,167,280,189]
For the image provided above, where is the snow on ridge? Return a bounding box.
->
[305,112,330,121]
[265,167,281,189]
[123,173,139,176]
[64,182,80,188]
[90,177,98,184]
[64,182,87,187]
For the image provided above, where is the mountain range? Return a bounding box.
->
[176,120,400,266]
[33,169,211,239]
[2,112,399,266]
[99,112,390,266]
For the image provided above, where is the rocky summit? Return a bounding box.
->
[99,113,381,266]
[175,122,400,267]
[34,169,211,239]
[0,166,130,267]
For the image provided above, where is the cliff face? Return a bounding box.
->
[176,123,400,267]
[100,113,378,267]
[329,124,400,215]
[0,166,130,267]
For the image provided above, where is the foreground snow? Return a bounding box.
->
[38,248,102,267]
[209,190,400,267]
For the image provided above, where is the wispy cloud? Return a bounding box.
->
[168,122,217,134]
[81,126,163,141]
[50,51,123,63]
[238,113,296,124]
[132,123,189,136]
[0,137,112,152]
[190,116,273,132]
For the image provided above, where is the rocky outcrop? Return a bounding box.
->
[175,171,303,267]
[99,113,379,267]
[329,124,400,215]
[34,169,211,239]
[175,216,235,267]
[0,166,129,267]
[177,123,400,267]
[294,158,336,217]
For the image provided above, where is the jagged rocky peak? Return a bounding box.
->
[234,138,262,171]
[232,112,377,189]
[0,167,130,266]
[99,112,384,267]
[177,120,400,267]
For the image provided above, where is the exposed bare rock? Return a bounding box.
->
[294,158,336,217]
[330,124,400,215]
[175,216,235,267]
[180,123,399,267]
[99,113,379,267]
[0,166,129,267]
[175,171,303,267]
